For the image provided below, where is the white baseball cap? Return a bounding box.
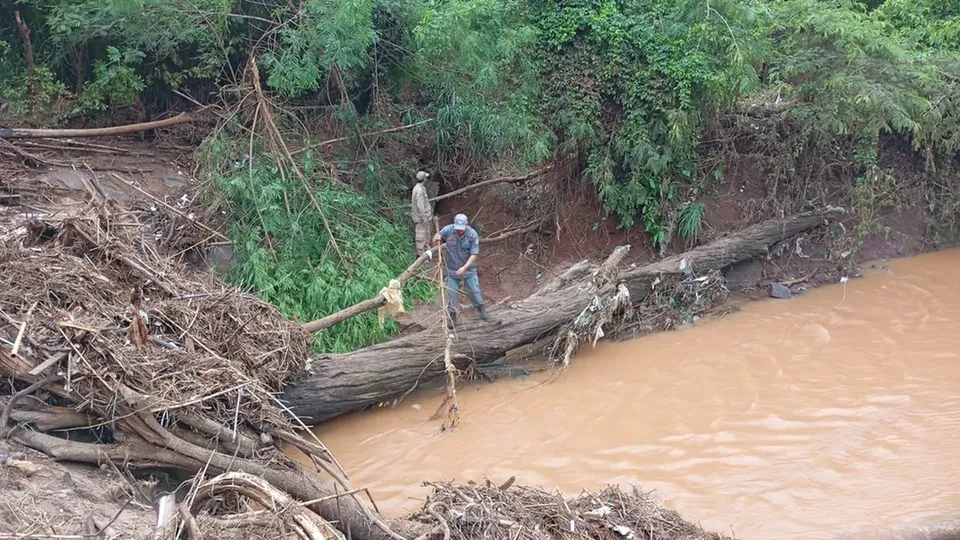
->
[453,213,468,230]
[416,171,430,181]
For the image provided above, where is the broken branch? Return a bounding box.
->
[1,112,198,139]
[430,167,551,203]
[301,250,431,333]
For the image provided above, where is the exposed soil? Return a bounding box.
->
[0,441,155,539]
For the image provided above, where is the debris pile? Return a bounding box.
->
[0,200,413,540]
[415,481,729,540]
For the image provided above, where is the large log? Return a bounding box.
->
[282,209,841,423]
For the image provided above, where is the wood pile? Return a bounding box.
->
[0,199,424,540]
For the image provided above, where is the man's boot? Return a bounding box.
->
[477,304,490,321]
[446,310,457,330]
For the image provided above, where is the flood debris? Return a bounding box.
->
[413,481,729,540]
[0,199,426,540]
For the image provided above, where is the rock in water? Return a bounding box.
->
[770,283,792,299]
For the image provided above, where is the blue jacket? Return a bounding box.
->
[439,224,480,277]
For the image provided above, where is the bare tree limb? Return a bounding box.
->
[1,112,198,139]
[430,167,552,203]
[301,251,431,333]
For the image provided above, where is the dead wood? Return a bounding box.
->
[155,493,178,540]
[415,481,728,540]
[0,374,62,438]
[15,141,128,155]
[1,112,198,139]
[483,219,548,244]
[429,167,551,203]
[192,472,344,540]
[0,139,69,167]
[109,173,231,243]
[302,251,431,333]
[177,503,204,540]
[4,406,92,432]
[0,203,427,540]
[296,119,434,154]
[282,209,842,423]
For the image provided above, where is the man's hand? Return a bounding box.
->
[432,232,441,244]
[455,266,466,277]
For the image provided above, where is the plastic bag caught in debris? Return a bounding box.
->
[377,279,405,325]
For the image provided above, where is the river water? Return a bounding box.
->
[306,250,960,539]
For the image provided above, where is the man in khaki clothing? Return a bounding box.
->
[411,171,433,255]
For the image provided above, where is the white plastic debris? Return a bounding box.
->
[411,403,421,410]
[585,505,612,519]
[592,324,605,347]
[569,519,575,532]
[613,525,635,538]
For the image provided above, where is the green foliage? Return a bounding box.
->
[264,0,376,98]
[677,203,705,240]
[197,133,434,353]
[3,0,960,355]
[74,46,146,114]
[538,0,762,238]
[0,66,67,118]
[414,0,553,164]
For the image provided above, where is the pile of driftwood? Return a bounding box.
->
[413,480,728,540]
[0,200,426,540]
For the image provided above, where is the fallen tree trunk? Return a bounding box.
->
[0,112,197,139]
[283,208,841,423]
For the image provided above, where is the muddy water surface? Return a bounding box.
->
[309,250,960,539]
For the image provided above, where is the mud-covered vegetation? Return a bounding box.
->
[2,0,958,351]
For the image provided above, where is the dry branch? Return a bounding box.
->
[283,209,842,422]
[430,167,551,203]
[1,112,198,139]
[0,203,430,540]
[109,172,230,243]
[302,251,431,333]
[290,119,434,155]
[415,481,728,540]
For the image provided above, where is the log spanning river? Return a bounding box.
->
[298,250,960,539]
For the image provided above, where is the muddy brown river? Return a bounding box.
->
[305,250,960,539]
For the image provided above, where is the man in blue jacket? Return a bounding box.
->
[432,213,490,328]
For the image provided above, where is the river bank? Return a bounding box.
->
[301,249,960,539]
[0,141,956,539]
